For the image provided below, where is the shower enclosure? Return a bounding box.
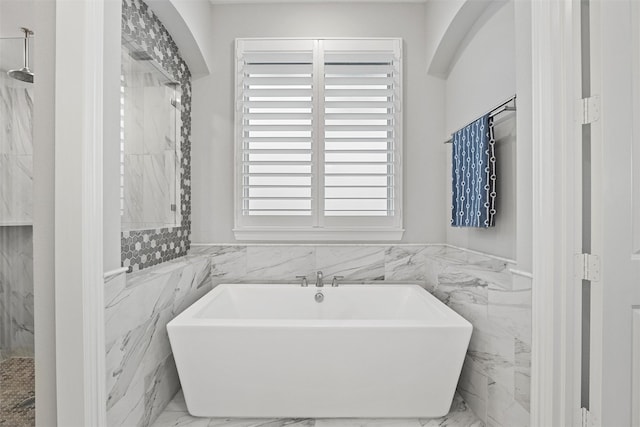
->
[0,32,35,426]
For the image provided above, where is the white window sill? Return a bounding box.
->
[233,227,405,242]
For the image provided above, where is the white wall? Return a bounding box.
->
[191,2,446,244]
[32,3,56,418]
[423,0,465,77]
[0,1,35,37]
[0,0,57,422]
[0,0,62,422]
[104,0,123,273]
[146,0,213,78]
[514,0,532,272]
[444,1,517,260]
[425,0,509,79]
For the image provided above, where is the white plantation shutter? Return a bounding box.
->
[237,40,315,221]
[235,38,403,240]
[322,40,401,219]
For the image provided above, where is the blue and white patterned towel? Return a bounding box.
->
[451,113,496,227]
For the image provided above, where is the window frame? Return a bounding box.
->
[233,37,404,241]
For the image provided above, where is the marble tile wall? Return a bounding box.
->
[110,244,528,426]
[0,226,34,360]
[0,67,34,361]
[121,51,180,230]
[189,243,531,427]
[105,253,211,427]
[0,73,33,224]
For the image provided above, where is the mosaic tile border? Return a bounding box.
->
[120,0,192,272]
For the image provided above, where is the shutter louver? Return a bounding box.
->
[235,38,402,239]
[322,48,400,217]
[239,47,314,216]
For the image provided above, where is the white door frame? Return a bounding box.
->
[584,0,604,422]
[631,0,640,421]
[50,0,586,425]
[54,0,107,425]
[530,0,583,426]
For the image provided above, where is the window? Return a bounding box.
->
[234,38,403,241]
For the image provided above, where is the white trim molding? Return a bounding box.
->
[210,0,426,3]
[103,266,129,281]
[55,0,107,425]
[530,0,582,426]
[509,268,533,279]
[633,308,640,427]
[233,227,404,242]
[632,0,640,258]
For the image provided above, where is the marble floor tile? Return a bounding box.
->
[315,419,420,427]
[419,394,484,427]
[151,391,484,427]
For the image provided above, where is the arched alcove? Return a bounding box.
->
[427,0,508,79]
[146,0,212,78]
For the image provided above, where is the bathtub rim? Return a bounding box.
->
[167,283,473,329]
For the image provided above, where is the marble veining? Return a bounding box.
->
[315,246,385,281]
[0,226,34,359]
[383,245,436,282]
[514,338,531,412]
[207,246,247,283]
[0,73,33,224]
[106,254,211,427]
[122,57,180,230]
[113,244,529,426]
[151,391,483,427]
[245,246,315,281]
[184,244,530,427]
[123,154,144,226]
[459,356,488,415]
[0,74,33,156]
[142,152,172,225]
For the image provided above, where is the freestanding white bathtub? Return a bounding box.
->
[167,284,472,418]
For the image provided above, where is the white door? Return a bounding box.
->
[586,1,640,425]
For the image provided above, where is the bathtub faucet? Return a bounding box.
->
[315,271,324,287]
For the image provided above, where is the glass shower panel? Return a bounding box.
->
[120,42,182,231]
[0,35,36,426]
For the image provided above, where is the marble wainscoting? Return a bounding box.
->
[190,244,531,427]
[425,248,531,427]
[105,253,212,427]
[0,226,34,360]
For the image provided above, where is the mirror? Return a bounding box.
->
[120,36,182,231]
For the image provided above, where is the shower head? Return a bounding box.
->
[8,67,33,83]
[7,28,34,84]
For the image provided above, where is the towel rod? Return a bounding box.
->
[104,266,130,280]
[443,94,517,144]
